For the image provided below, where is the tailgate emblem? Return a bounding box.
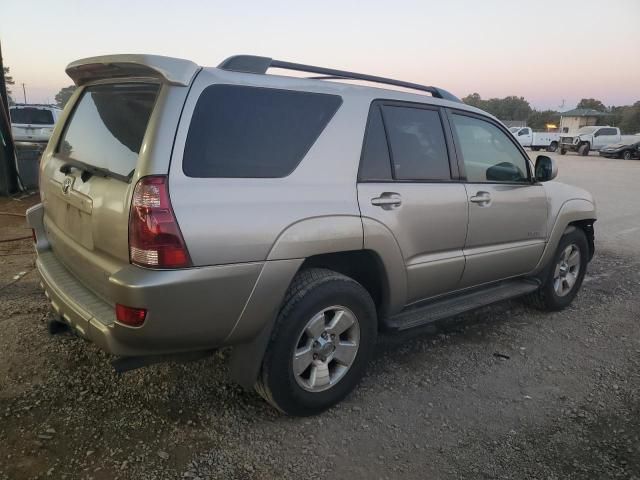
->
[62,177,73,195]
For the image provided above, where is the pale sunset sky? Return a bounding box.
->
[2,0,639,110]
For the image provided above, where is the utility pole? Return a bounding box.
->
[22,83,27,104]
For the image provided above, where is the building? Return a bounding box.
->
[559,108,610,133]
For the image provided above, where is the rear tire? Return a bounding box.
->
[525,229,588,311]
[560,148,567,155]
[547,141,558,152]
[255,268,377,416]
[578,143,590,156]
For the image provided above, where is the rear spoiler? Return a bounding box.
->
[66,54,200,87]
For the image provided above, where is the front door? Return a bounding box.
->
[448,111,548,288]
[357,101,468,305]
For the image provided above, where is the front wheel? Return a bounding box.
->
[578,143,590,156]
[623,150,632,160]
[255,268,377,416]
[526,229,589,311]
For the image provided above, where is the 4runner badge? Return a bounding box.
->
[62,177,73,195]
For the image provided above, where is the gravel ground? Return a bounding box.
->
[1,154,639,479]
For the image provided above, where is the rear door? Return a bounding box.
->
[357,101,468,305]
[447,110,547,288]
[40,82,160,299]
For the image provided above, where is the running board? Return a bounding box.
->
[383,279,540,332]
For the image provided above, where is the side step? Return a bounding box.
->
[383,279,539,332]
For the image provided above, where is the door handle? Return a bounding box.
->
[371,193,402,209]
[469,191,491,206]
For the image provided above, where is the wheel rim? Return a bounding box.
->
[292,305,360,392]
[624,151,631,160]
[553,243,581,297]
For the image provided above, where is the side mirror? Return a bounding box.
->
[535,155,558,182]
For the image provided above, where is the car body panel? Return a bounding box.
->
[28,54,597,370]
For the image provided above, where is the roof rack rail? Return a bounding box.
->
[217,55,461,103]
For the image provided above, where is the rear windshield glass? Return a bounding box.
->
[10,107,54,125]
[57,83,159,177]
[183,85,342,178]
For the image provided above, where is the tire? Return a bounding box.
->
[560,148,567,155]
[623,150,632,160]
[578,143,590,156]
[525,229,589,311]
[547,141,558,152]
[255,268,377,416]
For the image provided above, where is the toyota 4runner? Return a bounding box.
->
[27,54,596,416]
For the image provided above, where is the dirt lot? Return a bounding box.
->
[1,152,639,480]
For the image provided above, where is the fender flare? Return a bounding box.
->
[227,214,406,388]
[532,198,596,274]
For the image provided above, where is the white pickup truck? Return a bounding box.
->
[559,126,638,156]
[510,127,560,152]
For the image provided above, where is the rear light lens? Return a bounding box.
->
[129,176,191,268]
[116,304,147,327]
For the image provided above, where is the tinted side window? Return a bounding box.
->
[600,128,616,136]
[358,104,392,181]
[183,85,341,178]
[451,114,529,183]
[382,106,450,181]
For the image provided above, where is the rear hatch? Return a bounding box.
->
[40,83,160,301]
[10,106,55,142]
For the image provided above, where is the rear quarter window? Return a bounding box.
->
[182,85,342,178]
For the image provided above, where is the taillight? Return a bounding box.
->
[116,303,147,327]
[129,176,191,268]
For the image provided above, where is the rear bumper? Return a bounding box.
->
[27,203,296,358]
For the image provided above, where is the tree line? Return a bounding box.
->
[462,93,640,134]
[3,66,639,134]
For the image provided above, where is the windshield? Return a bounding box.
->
[576,126,597,134]
[56,83,159,177]
[10,107,55,125]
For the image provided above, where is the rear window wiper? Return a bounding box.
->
[59,159,132,183]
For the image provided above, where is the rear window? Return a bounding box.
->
[10,107,54,125]
[57,83,159,177]
[183,85,342,178]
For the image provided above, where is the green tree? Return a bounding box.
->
[576,98,606,112]
[619,102,640,134]
[55,85,77,108]
[527,110,560,131]
[462,93,531,120]
[461,92,485,109]
[3,66,15,104]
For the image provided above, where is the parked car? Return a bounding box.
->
[27,54,596,416]
[9,104,62,144]
[511,127,560,152]
[559,126,638,156]
[599,140,640,160]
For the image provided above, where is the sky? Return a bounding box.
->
[2,0,639,110]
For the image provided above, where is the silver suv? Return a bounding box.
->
[27,54,596,416]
